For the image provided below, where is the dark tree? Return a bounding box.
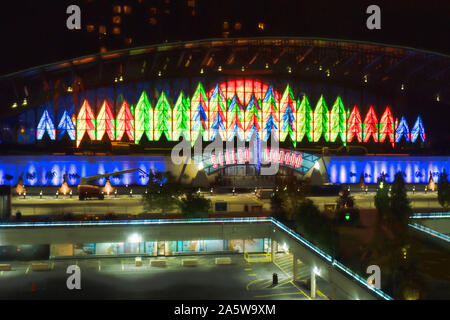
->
[374,175,390,222]
[180,192,211,219]
[336,189,354,209]
[438,170,449,209]
[389,172,412,226]
[294,199,339,256]
[142,171,185,214]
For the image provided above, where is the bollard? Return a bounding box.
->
[56,191,59,199]
[40,190,43,199]
[272,273,278,285]
[130,189,133,198]
[69,190,72,198]
[114,189,118,198]
[23,190,26,199]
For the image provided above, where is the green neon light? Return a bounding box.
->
[296,95,312,142]
[329,96,346,145]
[313,95,328,142]
[134,90,153,144]
[154,91,172,141]
[173,91,190,141]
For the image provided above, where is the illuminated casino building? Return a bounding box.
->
[0,38,448,189]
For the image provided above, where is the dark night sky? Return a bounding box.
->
[0,0,449,75]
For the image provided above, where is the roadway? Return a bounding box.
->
[11,191,442,217]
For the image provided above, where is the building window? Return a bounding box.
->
[113,5,121,14]
[112,27,121,34]
[99,25,106,34]
[223,21,229,30]
[123,5,132,14]
[234,22,242,31]
[149,17,157,25]
[100,46,107,53]
[150,7,157,15]
[86,24,95,32]
[187,0,195,7]
[258,22,265,30]
[112,16,121,24]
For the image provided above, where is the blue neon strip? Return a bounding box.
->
[0,217,270,228]
[0,216,392,299]
[409,223,450,243]
[410,212,450,219]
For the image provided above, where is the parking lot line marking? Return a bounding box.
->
[248,273,257,276]
[253,292,302,298]
[246,278,265,291]
[25,266,30,274]
[121,260,124,271]
[273,258,312,300]
[51,262,55,270]
[244,268,252,271]
[98,261,101,272]
[317,289,327,299]
[290,280,312,300]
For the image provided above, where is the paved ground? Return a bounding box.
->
[11,191,442,217]
[0,254,338,300]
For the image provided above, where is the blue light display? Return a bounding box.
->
[0,155,165,186]
[327,156,450,184]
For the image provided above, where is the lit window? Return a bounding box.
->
[112,27,121,34]
[112,16,121,24]
[187,0,195,7]
[258,22,265,30]
[86,24,95,32]
[123,5,132,14]
[150,7,157,15]
[223,21,229,30]
[99,25,106,34]
[125,37,133,45]
[100,46,107,53]
[113,5,121,14]
[234,22,242,30]
[149,17,157,25]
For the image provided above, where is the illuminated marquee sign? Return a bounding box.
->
[208,147,304,171]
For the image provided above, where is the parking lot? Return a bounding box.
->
[0,254,332,300]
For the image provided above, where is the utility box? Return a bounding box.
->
[0,186,11,222]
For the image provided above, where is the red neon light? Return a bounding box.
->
[347,106,363,143]
[245,147,250,163]
[211,153,218,168]
[285,151,291,165]
[295,153,303,168]
[290,152,297,167]
[218,151,224,166]
[279,149,285,164]
[264,147,270,162]
[225,150,231,165]
[363,106,378,143]
[237,148,244,163]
